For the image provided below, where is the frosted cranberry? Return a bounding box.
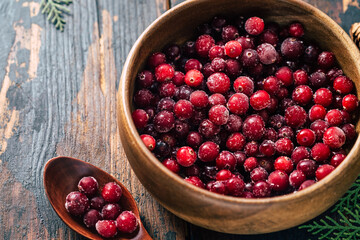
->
[96,220,117,238]
[252,181,271,198]
[242,114,265,141]
[226,177,245,196]
[259,140,275,157]
[342,123,356,142]
[258,29,279,46]
[299,180,316,190]
[309,70,328,88]
[209,181,226,194]
[291,146,311,165]
[333,76,354,94]
[189,91,208,109]
[78,176,98,197]
[157,98,175,112]
[276,66,293,86]
[278,126,294,140]
[289,170,306,188]
[303,44,320,63]
[234,151,246,166]
[186,132,203,149]
[198,119,220,138]
[210,57,226,72]
[201,166,217,182]
[224,40,242,58]
[83,209,101,228]
[325,109,343,126]
[330,153,346,167]
[176,146,197,167]
[289,22,304,38]
[226,133,246,152]
[207,72,231,94]
[184,59,202,72]
[281,37,304,59]
[216,151,237,170]
[244,157,258,172]
[159,82,176,98]
[102,203,121,220]
[65,191,89,216]
[134,89,154,108]
[250,90,271,110]
[148,52,166,69]
[225,114,243,132]
[227,93,249,115]
[244,141,259,157]
[221,25,239,41]
[236,36,255,49]
[102,182,122,203]
[154,111,175,133]
[225,59,242,77]
[311,120,329,141]
[155,63,174,82]
[323,127,346,149]
[280,98,295,112]
[245,17,264,35]
[293,69,309,86]
[209,105,229,126]
[136,70,154,88]
[195,34,215,58]
[202,63,215,78]
[216,169,232,181]
[316,164,335,180]
[309,104,326,122]
[311,143,330,162]
[209,93,226,106]
[90,196,105,211]
[211,16,227,32]
[285,105,306,128]
[116,211,139,233]
[184,176,205,188]
[342,94,359,112]
[297,159,317,178]
[257,43,278,65]
[269,114,285,129]
[317,51,335,69]
[296,129,315,147]
[275,138,294,156]
[198,141,219,162]
[173,71,185,86]
[132,110,149,130]
[208,45,225,60]
[162,158,180,173]
[327,67,343,81]
[268,170,289,191]
[250,167,269,182]
[174,100,194,120]
[264,128,278,142]
[184,69,203,87]
[274,156,293,174]
[292,85,313,106]
[233,76,254,96]
[240,49,260,68]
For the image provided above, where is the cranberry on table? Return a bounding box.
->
[65,191,90,216]
[176,146,197,167]
[101,182,122,203]
[78,176,98,197]
[316,164,335,180]
[96,220,118,238]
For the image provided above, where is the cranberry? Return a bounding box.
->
[267,97,278,113]
[162,158,180,173]
[224,114,243,132]
[198,119,220,138]
[173,71,185,86]
[289,170,306,188]
[327,67,343,81]
[224,40,243,58]
[226,177,245,196]
[65,191,90,216]
[208,45,225,60]
[325,109,343,126]
[198,141,219,162]
[264,127,278,142]
[154,140,170,157]
[78,176,98,197]
[291,146,311,165]
[153,110,175,133]
[208,181,226,194]
[257,43,278,65]
[159,82,176,98]
[263,76,280,96]
[226,133,246,152]
[244,141,259,157]
[289,22,304,38]
[342,94,359,112]
[323,127,346,149]
[83,209,102,228]
[157,98,175,112]
[234,151,246,166]
[259,140,276,157]
[342,123,357,142]
[184,69,204,87]
[309,70,328,88]
[132,109,149,129]
[309,104,326,122]
[165,44,181,61]
[211,57,226,72]
[209,105,229,125]
[140,134,156,151]
[148,52,166,69]
[96,220,117,238]
[317,51,335,69]
[225,59,242,77]
[236,36,255,50]
[258,29,279,46]
[155,63,174,82]
[222,25,239,41]
[137,70,154,88]
[186,131,203,149]
[275,66,293,86]
[227,93,249,115]
[293,69,309,86]
[297,159,317,178]
[285,105,306,128]
[259,158,273,173]
[244,157,258,172]
[216,151,237,170]
[242,191,255,198]
[330,153,346,167]
[333,76,354,94]
[311,119,329,141]
[102,203,121,220]
[245,17,264,35]
[174,100,194,120]
[176,146,197,167]
[195,34,215,58]
[299,180,316,190]
[274,156,293,174]
[207,72,231,94]
[233,76,254,96]
[209,93,226,106]
[183,41,196,56]
[340,110,351,123]
[90,196,105,211]
[296,129,315,147]
[116,211,139,233]
[161,133,176,148]
[250,90,271,110]
[253,181,271,198]
[242,114,265,141]
[240,49,260,68]
[316,164,335,180]
[281,37,304,59]
[278,126,294,140]
[311,143,330,162]
[250,167,269,182]
[268,170,289,192]
[102,182,122,203]
[292,85,313,106]
[303,44,320,63]
[215,169,232,181]
[185,165,201,177]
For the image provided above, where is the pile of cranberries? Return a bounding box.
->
[132,15,358,198]
[65,176,138,238]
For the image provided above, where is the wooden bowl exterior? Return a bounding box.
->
[117,0,360,234]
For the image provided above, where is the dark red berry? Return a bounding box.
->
[155,63,174,82]
[291,146,311,165]
[90,196,105,211]
[96,220,117,238]
[240,49,260,68]
[323,127,346,149]
[268,170,289,191]
[226,177,245,196]
[259,140,276,157]
[311,119,330,141]
[242,114,265,141]
[278,126,294,139]
[78,176,98,197]
[309,70,328,88]
[333,76,354,94]
[263,76,280,96]
[209,105,229,125]
[195,34,215,58]
[281,37,304,59]
[211,57,226,72]
[289,22,304,38]
[226,133,246,152]
[250,167,269,182]
[250,90,271,110]
[316,164,335,180]
[207,72,231,94]
[83,209,102,228]
[274,156,293,174]
[225,40,243,58]
[184,58,202,72]
[299,180,316,190]
[184,69,204,87]
[311,143,330,162]
[216,151,237,170]
[132,109,149,129]
[252,181,271,198]
[325,109,343,126]
[275,66,293,86]
[140,134,156,151]
[296,129,315,147]
[116,211,139,233]
[244,141,259,157]
[137,70,154,88]
[148,52,166,69]
[233,76,254,96]
[257,43,278,65]
[317,51,335,69]
[198,119,220,138]
[174,100,194,120]
[162,158,180,173]
[208,180,226,194]
[65,191,89,216]
[102,203,121,220]
[289,170,306,188]
[176,146,197,167]
[173,71,185,86]
[285,105,307,128]
[154,110,175,133]
[244,157,258,172]
[341,123,356,142]
[245,17,265,35]
[292,85,313,106]
[224,114,243,132]
[330,153,346,167]
[102,182,122,203]
[293,69,309,86]
[185,176,205,188]
[309,104,326,122]
[297,159,317,178]
[342,94,359,112]
[208,45,225,60]
[227,93,249,115]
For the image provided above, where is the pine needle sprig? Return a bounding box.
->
[332,178,360,212]
[40,0,72,31]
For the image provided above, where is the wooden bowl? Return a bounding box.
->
[117,0,360,234]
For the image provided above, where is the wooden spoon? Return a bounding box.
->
[43,156,152,240]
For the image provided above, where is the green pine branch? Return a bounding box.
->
[40,0,72,31]
[332,178,360,212]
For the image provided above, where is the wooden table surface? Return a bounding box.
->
[0,0,359,239]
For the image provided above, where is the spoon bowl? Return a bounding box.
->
[43,156,152,240]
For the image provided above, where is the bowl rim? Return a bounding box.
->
[119,0,360,205]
